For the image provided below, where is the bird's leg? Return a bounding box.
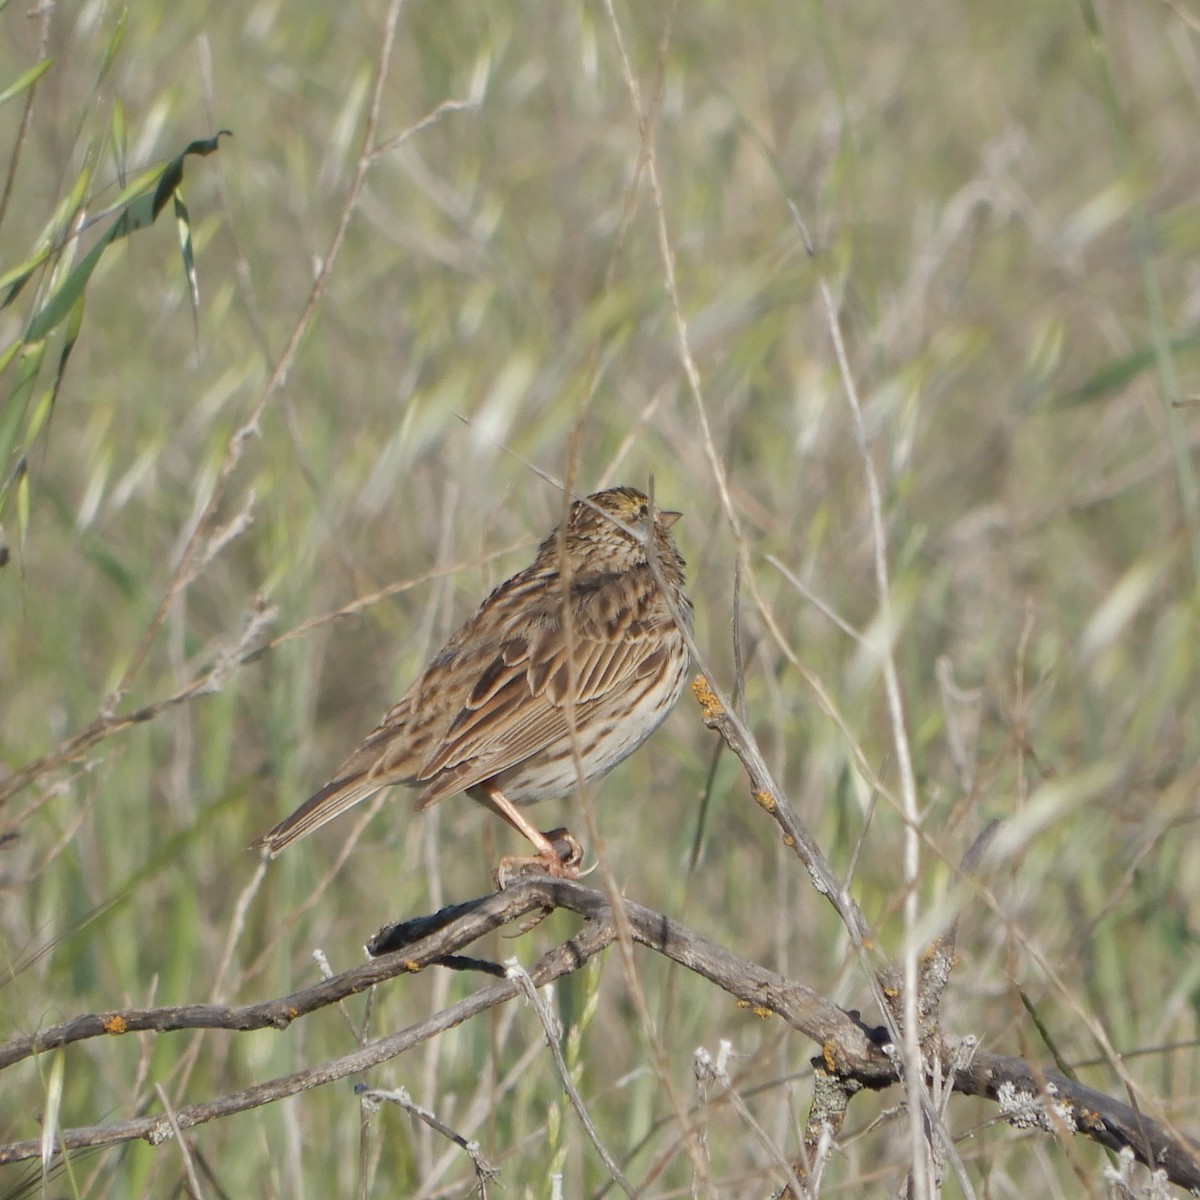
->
[474,781,558,856]
[472,781,583,885]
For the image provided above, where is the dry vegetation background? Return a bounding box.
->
[2,0,1200,1196]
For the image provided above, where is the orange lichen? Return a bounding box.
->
[753,789,776,813]
[102,1015,127,1035]
[690,675,723,720]
[921,941,957,968]
[752,1006,773,1020]
[404,960,422,972]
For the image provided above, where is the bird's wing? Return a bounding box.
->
[255,561,684,850]
[413,565,677,808]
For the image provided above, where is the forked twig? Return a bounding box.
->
[2,877,1196,1190]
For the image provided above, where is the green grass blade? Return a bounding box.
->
[0,58,53,109]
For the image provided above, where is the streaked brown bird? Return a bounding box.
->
[256,486,692,878]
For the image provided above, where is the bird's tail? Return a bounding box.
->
[252,774,384,856]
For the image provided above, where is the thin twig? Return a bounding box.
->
[692,672,973,1197]
[693,1042,805,1198]
[358,1087,499,1197]
[786,199,944,1200]
[155,1085,207,1200]
[766,554,869,648]
[506,961,636,1198]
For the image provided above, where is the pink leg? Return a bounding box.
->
[472,781,583,883]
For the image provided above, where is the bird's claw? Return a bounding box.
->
[494,827,584,889]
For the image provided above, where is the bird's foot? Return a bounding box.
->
[495,827,584,889]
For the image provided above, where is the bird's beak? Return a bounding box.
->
[658,509,682,529]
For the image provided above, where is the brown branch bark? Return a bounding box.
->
[0,880,875,1078]
[2,877,1197,1190]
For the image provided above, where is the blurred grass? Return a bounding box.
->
[3,0,1200,1196]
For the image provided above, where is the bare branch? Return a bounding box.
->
[2,878,1196,1190]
